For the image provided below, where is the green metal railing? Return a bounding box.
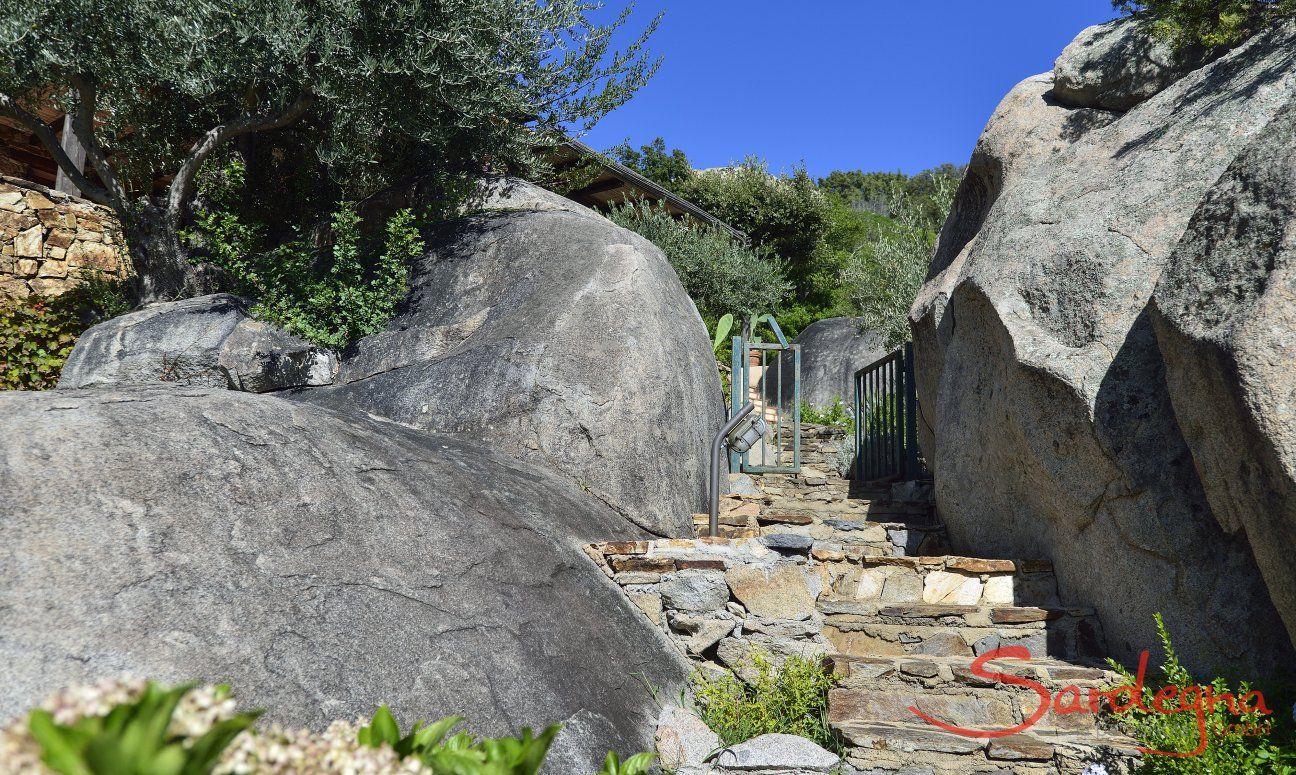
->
[728,316,801,474]
[853,342,925,483]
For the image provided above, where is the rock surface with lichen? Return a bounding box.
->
[0,387,687,772]
[911,18,1296,676]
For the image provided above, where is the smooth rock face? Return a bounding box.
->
[303,179,724,537]
[58,294,336,393]
[1150,95,1296,652]
[712,733,840,772]
[769,317,886,408]
[0,388,687,771]
[1052,17,1218,111]
[911,21,1296,675]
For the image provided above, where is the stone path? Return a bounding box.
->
[587,422,1142,774]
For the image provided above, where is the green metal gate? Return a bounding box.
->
[853,342,926,483]
[729,316,801,474]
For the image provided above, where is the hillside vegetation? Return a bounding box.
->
[602,137,960,346]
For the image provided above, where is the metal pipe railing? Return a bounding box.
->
[709,402,756,537]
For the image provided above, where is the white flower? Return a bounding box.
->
[1081,765,1111,775]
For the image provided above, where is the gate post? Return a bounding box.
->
[902,342,920,480]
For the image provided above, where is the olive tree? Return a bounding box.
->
[0,0,658,301]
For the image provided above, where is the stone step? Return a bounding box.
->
[830,652,1119,692]
[827,652,1139,774]
[833,721,1140,775]
[827,554,1061,609]
[694,510,949,557]
[819,603,1107,663]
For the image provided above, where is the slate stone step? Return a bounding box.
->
[820,603,1106,662]
[833,720,1140,775]
[829,653,1119,692]
[827,653,1126,738]
[827,554,1060,608]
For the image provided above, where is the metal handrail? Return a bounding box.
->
[709,402,756,537]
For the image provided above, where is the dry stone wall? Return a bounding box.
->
[0,176,130,299]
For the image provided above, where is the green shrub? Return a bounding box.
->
[606,199,789,322]
[0,276,131,390]
[1108,614,1296,773]
[677,159,833,309]
[190,160,422,349]
[1115,0,1296,48]
[800,399,854,434]
[691,651,842,754]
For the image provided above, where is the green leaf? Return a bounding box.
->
[409,714,464,754]
[359,704,402,748]
[711,313,733,352]
[618,752,657,775]
[180,710,262,775]
[28,709,94,775]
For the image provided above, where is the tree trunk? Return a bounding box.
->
[123,202,210,304]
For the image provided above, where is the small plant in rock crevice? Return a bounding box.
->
[690,651,843,755]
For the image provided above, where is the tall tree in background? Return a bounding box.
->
[608,137,693,192]
[0,0,659,302]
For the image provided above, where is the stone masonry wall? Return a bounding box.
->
[0,176,130,299]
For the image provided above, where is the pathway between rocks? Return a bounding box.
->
[586,422,1140,775]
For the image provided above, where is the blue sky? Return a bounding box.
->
[582,1,1121,178]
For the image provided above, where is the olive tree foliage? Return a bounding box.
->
[605,199,789,323]
[1115,0,1296,47]
[842,171,958,348]
[0,0,659,302]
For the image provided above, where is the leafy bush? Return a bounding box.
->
[605,199,790,322]
[3,679,655,775]
[800,399,854,434]
[190,160,422,349]
[677,160,833,308]
[1115,0,1296,48]
[691,652,842,754]
[842,172,957,348]
[1108,614,1296,773]
[0,276,131,390]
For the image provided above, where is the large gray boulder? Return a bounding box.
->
[769,318,887,409]
[304,179,724,537]
[1052,17,1218,111]
[0,388,688,771]
[58,294,336,393]
[1150,97,1296,661]
[911,20,1296,676]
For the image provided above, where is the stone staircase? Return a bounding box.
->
[589,423,1141,774]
